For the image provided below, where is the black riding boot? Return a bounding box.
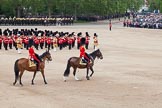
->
[36,64,39,71]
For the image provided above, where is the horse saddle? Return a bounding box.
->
[79,58,92,65]
[29,59,36,67]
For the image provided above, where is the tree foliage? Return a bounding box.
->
[147,0,162,12]
[0,0,144,17]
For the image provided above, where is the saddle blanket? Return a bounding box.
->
[29,59,36,67]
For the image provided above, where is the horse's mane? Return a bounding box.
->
[40,51,49,58]
[89,49,99,55]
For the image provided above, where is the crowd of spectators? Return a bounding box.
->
[0,17,74,26]
[126,13,162,29]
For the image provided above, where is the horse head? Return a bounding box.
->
[42,50,52,61]
[95,49,103,59]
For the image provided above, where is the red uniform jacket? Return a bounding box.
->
[24,37,29,44]
[47,38,51,44]
[29,47,40,63]
[80,45,89,61]
[40,38,44,43]
[85,37,90,44]
[77,37,81,43]
[0,37,2,43]
[9,38,13,44]
[4,37,9,44]
[59,38,63,44]
[34,38,39,44]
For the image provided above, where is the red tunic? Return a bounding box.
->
[9,38,13,44]
[59,38,63,44]
[79,45,89,61]
[77,37,81,43]
[4,37,9,44]
[40,38,44,43]
[34,38,39,44]
[24,37,29,44]
[47,38,51,44]
[29,47,40,63]
[85,37,90,44]
[0,37,2,43]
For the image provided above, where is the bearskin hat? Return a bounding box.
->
[80,37,86,45]
[94,33,98,37]
[77,32,82,37]
[86,32,90,37]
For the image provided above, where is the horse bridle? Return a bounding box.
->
[97,51,103,59]
[45,52,52,61]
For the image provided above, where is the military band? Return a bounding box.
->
[0,28,99,52]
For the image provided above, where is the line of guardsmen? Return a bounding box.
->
[0,28,99,53]
[0,17,74,26]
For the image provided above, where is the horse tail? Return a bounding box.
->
[63,58,71,77]
[14,59,19,80]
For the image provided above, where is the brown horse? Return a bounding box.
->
[63,49,103,81]
[13,51,52,86]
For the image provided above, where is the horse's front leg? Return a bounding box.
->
[86,67,90,80]
[31,71,37,85]
[41,69,47,84]
[90,66,94,77]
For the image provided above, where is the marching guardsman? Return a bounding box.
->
[53,35,58,51]
[45,35,48,48]
[34,36,39,50]
[22,35,26,48]
[13,33,18,50]
[16,34,23,54]
[50,35,54,49]
[77,32,82,49]
[46,35,51,51]
[8,36,13,49]
[93,33,98,50]
[58,34,63,50]
[3,34,9,50]
[85,32,90,49]
[28,35,34,49]
[67,34,73,50]
[24,36,29,50]
[71,32,76,48]
[40,35,44,49]
[23,35,28,49]
[62,33,67,48]
[79,37,90,65]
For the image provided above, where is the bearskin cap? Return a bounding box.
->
[80,37,86,45]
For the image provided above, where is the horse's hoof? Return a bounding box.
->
[13,83,15,86]
[31,83,34,85]
[45,82,48,84]
[20,84,23,86]
[86,77,90,80]
[63,76,67,82]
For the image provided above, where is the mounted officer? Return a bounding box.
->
[79,37,91,66]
